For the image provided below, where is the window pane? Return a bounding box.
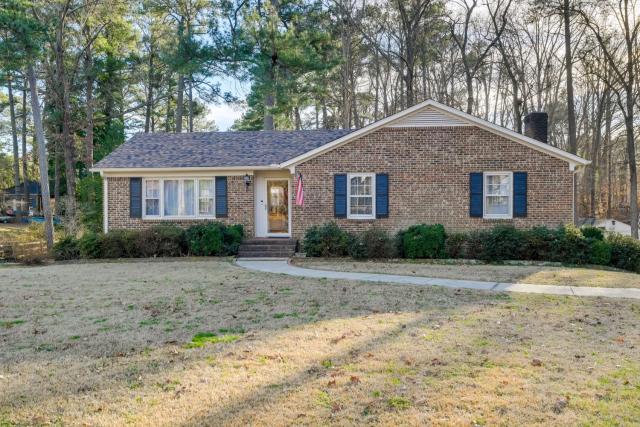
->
[199,179,214,215]
[350,196,373,215]
[486,196,509,215]
[199,179,214,198]
[164,180,179,216]
[146,180,160,198]
[182,180,195,216]
[146,199,159,216]
[486,174,510,196]
[350,176,372,196]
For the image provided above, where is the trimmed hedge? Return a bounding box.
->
[301,222,640,274]
[400,224,446,259]
[53,222,243,260]
[302,222,352,257]
[186,223,244,256]
[349,228,395,259]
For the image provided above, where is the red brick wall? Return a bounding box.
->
[292,127,574,239]
[105,176,254,236]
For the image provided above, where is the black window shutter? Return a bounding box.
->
[376,173,389,218]
[513,172,528,217]
[130,177,142,218]
[469,172,483,217]
[215,176,228,218]
[334,174,347,218]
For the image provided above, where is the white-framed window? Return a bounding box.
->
[198,179,215,216]
[144,179,160,217]
[484,172,513,219]
[143,178,216,219]
[347,173,375,219]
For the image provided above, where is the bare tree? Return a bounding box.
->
[449,0,511,114]
[577,0,640,238]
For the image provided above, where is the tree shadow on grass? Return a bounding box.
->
[0,260,517,424]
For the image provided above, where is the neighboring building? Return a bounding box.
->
[0,180,44,214]
[579,217,632,236]
[92,99,590,245]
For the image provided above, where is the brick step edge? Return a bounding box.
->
[239,245,296,251]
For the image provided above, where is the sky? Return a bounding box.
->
[206,76,248,131]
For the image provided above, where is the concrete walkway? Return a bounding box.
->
[235,259,640,300]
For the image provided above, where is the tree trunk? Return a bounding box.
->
[340,4,351,129]
[54,142,61,214]
[294,106,302,130]
[55,30,76,218]
[22,80,29,215]
[175,74,184,132]
[84,50,94,168]
[604,98,612,217]
[27,63,54,250]
[145,38,154,133]
[512,80,522,134]
[625,86,638,237]
[563,0,577,154]
[264,60,275,130]
[188,74,194,132]
[465,72,473,114]
[322,100,328,129]
[7,73,22,220]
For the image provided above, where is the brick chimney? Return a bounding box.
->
[524,112,548,144]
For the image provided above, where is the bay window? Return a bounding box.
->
[143,178,216,219]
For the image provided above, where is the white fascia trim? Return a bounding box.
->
[91,165,282,174]
[279,99,591,169]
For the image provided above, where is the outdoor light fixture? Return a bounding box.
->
[244,174,252,190]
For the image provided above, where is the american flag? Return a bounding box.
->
[295,173,304,207]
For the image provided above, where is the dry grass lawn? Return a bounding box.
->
[293,258,640,288]
[1,259,639,426]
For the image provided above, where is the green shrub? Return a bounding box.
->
[349,228,394,259]
[581,226,604,241]
[463,230,486,260]
[78,232,102,259]
[401,224,446,259]
[185,222,244,256]
[608,233,640,273]
[186,223,224,256]
[445,232,467,259]
[479,225,527,261]
[589,240,612,265]
[135,225,187,257]
[524,226,558,261]
[303,222,352,257]
[549,225,591,264]
[221,224,244,255]
[53,235,80,260]
[100,230,137,258]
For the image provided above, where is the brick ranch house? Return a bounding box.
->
[93,99,589,254]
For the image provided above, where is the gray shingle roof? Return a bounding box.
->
[93,129,354,169]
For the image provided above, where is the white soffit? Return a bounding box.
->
[388,106,468,127]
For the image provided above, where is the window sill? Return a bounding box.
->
[141,216,217,221]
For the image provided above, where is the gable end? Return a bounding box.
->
[388,107,468,127]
